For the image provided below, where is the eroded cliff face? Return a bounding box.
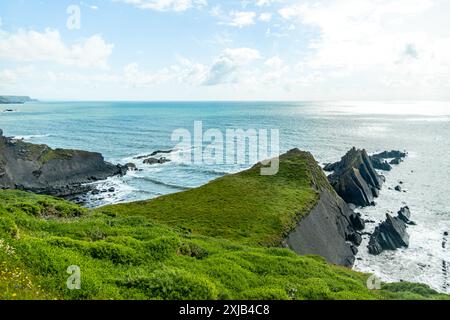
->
[0,129,127,197]
[283,156,365,267]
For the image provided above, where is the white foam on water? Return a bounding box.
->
[354,155,450,294]
[13,134,52,141]
[83,176,138,208]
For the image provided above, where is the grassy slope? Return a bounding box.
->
[101,150,331,246]
[0,191,447,300]
[0,150,447,300]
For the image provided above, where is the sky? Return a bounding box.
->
[0,0,450,101]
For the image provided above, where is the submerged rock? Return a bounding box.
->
[327,148,383,207]
[368,214,410,255]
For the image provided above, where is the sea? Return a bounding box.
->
[1,100,449,294]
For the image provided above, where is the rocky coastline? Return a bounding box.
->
[0,129,413,267]
[0,129,128,198]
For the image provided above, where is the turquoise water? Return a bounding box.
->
[1,100,450,293]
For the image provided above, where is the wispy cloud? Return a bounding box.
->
[115,0,207,12]
[0,27,113,68]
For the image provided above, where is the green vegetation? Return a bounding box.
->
[0,148,447,300]
[102,150,328,246]
[0,190,448,300]
[0,136,79,165]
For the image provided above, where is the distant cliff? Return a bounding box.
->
[0,96,37,104]
[0,129,127,197]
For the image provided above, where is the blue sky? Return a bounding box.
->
[1,0,450,100]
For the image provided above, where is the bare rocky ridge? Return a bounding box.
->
[326,148,384,207]
[0,129,127,197]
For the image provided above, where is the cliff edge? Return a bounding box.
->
[0,129,127,197]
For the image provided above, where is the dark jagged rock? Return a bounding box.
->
[368,214,409,255]
[398,206,411,223]
[371,150,406,168]
[150,149,175,157]
[390,158,402,165]
[125,163,138,171]
[0,129,127,197]
[323,162,337,172]
[134,149,176,160]
[143,157,171,165]
[395,185,402,192]
[348,232,363,246]
[327,148,383,207]
[285,149,366,267]
[370,156,392,171]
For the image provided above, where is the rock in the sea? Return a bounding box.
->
[150,149,174,157]
[0,129,127,197]
[390,158,402,165]
[143,157,171,165]
[397,206,411,223]
[368,214,409,255]
[125,163,138,171]
[395,185,402,192]
[371,150,406,168]
[373,150,407,159]
[108,187,116,193]
[370,156,392,171]
[327,148,383,207]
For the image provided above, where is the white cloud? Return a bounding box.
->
[0,28,113,68]
[278,0,450,89]
[117,0,207,12]
[0,66,35,84]
[124,63,178,87]
[203,48,261,85]
[256,0,284,7]
[227,11,256,28]
[258,13,272,22]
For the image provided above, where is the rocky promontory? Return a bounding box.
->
[326,148,384,207]
[0,129,127,197]
[0,96,37,104]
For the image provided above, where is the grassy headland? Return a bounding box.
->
[100,150,331,246]
[0,150,448,300]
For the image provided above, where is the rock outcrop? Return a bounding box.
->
[326,148,383,207]
[284,149,366,267]
[143,157,171,165]
[368,213,410,255]
[371,150,407,170]
[0,129,127,197]
[285,189,365,267]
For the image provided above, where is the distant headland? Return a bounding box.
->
[0,96,38,104]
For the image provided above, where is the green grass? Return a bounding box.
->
[0,149,447,300]
[0,190,448,300]
[100,150,330,246]
[0,136,82,165]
